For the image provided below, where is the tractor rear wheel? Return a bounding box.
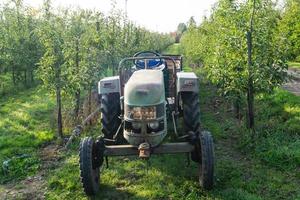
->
[101,93,121,142]
[79,137,102,196]
[181,92,200,133]
[192,131,214,190]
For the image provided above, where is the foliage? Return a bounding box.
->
[0,0,174,136]
[181,0,288,127]
[175,22,187,43]
[0,0,41,90]
[277,0,300,61]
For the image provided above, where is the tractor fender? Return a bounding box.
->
[98,76,120,95]
[176,72,199,93]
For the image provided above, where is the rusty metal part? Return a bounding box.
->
[171,111,178,137]
[103,142,194,157]
[103,120,124,143]
[138,143,151,159]
[65,106,101,149]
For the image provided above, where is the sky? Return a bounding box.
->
[22,0,218,33]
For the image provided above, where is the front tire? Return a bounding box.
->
[79,137,101,196]
[192,131,214,190]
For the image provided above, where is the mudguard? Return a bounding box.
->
[98,76,120,95]
[176,72,199,93]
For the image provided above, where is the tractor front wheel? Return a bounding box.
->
[192,131,214,190]
[79,137,104,196]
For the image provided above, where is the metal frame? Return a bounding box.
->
[118,56,178,115]
[100,54,193,157]
[118,56,177,92]
[162,54,183,71]
[104,142,195,156]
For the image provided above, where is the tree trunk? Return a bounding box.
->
[88,86,92,125]
[111,53,115,76]
[30,70,34,84]
[74,39,80,122]
[56,86,63,139]
[12,67,16,85]
[24,70,27,86]
[233,96,241,120]
[74,89,80,121]
[246,31,254,129]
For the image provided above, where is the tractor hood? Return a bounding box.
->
[124,70,165,106]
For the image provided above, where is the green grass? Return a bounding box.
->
[0,87,55,183]
[252,89,300,169]
[288,61,300,69]
[163,43,183,55]
[197,77,299,199]
[0,73,15,95]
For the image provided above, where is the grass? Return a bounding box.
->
[253,89,300,169]
[288,61,300,69]
[198,76,299,199]
[163,43,183,55]
[0,87,55,183]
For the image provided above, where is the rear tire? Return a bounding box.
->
[101,93,121,142]
[79,137,101,196]
[181,92,200,133]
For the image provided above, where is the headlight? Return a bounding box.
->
[148,121,159,130]
[132,122,141,129]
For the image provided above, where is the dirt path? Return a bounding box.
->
[0,144,61,200]
[282,67,300,95]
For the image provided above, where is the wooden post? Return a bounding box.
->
[246,0,256,130]
[56,86,63,139]
[246,31,254,129]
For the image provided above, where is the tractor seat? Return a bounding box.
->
[135,59,163,69]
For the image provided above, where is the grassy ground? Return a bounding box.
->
[163,43,183,55]
[0,87,55,184]
[288,61,300,69]
[0,45,299,199]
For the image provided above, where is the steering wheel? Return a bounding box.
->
[133,51,163,69]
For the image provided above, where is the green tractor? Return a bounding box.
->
[79,51,214,196]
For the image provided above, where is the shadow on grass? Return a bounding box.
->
[0,87,55,183]
[93,184,148,200]
[97,154,206,200]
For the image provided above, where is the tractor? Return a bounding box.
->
[79,51,214,196]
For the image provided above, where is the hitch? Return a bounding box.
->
[138,143,151,159]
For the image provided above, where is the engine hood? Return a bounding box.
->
[124,69,165,106]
